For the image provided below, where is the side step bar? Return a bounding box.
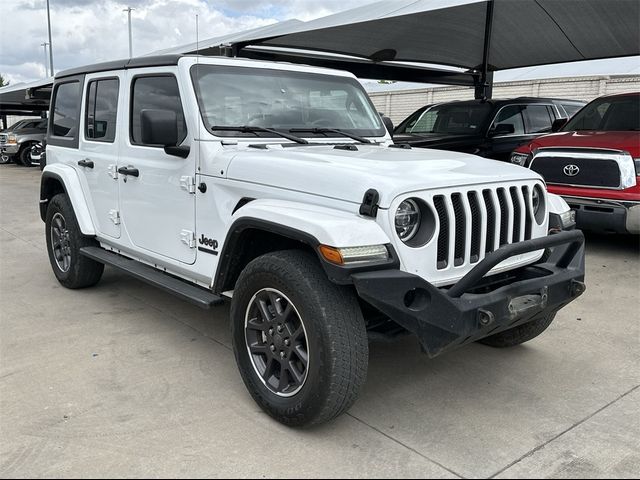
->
[80,247,224,309]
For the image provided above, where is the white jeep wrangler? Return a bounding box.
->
[40,55,586,427]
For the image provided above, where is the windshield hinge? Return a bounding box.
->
[180,176,196,194]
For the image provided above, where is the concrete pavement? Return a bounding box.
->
[1,164,638,478]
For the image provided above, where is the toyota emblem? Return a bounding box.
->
[563,164,580,177]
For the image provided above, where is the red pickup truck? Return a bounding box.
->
[511,92,640,234]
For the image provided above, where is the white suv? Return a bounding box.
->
[40,55,586,426]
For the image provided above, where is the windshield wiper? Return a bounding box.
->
[210,125,309,145]
[289,128,372,144]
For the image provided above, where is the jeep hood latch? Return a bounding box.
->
[359,189,380,218]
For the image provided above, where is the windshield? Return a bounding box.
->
[564,95,640,132]
[190,65,385,138]
[395,103,492,135]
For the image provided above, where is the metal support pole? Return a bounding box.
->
[476,0,495,100]
[41,42,49,78]
[124,7,134,58]
[46,0,54,76]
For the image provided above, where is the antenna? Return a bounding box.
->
[195,14,200,55]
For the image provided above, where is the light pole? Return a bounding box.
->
[46,0,54,76]
[41,42,50,77]
[123,7,134,58]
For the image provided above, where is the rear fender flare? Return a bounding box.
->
[40,164,95,236]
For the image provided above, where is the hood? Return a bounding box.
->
[528,131,640,157]
[225,144,541,208]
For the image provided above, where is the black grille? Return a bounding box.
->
[497,188,509,246]
[451,193,466,266]
[434,196,449,269]
[468,191,481,263]
[483,189,496,253]
[531,156,621,188]
[510,187,521,243]
[431,186,537,271]
[523,186,533,240]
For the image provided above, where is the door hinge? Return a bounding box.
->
[108,164,118,179]
[109,209,120,225]
[180,176,196,194]
[180,230,196,248]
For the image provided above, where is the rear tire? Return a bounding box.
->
[45,193,104,289]
[478,312,556,348]
[230,250,368,427]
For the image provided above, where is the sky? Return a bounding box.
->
[0,0,638,87]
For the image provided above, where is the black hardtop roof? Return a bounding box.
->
[55,54,187,80]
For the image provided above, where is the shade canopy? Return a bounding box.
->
[233,0,640,72]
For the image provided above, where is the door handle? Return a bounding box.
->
[117,165,140,177]
[78,159,94,168]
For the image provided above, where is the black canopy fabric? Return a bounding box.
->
[247,0,640,72]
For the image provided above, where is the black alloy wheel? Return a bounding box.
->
[50,212,72,273]
[245,288,309,397]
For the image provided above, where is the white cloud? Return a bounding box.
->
[0,0,372,84]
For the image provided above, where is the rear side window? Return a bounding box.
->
[52,81,81,138]
[85,78,119,142]
[130,75,186,146]
[524,105,553,133]
[492,105,525,135]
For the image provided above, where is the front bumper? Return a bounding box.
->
[352,230,586,358]
[563,195,640,234]
[1,144,19,155]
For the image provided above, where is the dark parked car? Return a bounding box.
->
[393,97,586,161]
[0,118,48,166]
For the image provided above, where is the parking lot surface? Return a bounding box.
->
[1,165,638,479]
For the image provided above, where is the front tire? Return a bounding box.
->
[45,194,104,288]
[18,142,37,167]
[231,250,368,427]
[478,312,556,348]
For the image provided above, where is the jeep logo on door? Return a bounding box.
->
[563,164,580,177]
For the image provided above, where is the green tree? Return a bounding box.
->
[0,74,9,87]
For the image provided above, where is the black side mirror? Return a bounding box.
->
[490,123,515,136]
[140,109,189,158]
[552,117,568,132]
[379,114,394,136]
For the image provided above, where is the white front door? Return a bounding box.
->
[118,70,196,264]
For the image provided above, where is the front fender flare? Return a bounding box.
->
[214,199,396,290]
[40,165,95,236]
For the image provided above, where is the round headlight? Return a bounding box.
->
[395,199,421,241]
[532,184,546,224]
